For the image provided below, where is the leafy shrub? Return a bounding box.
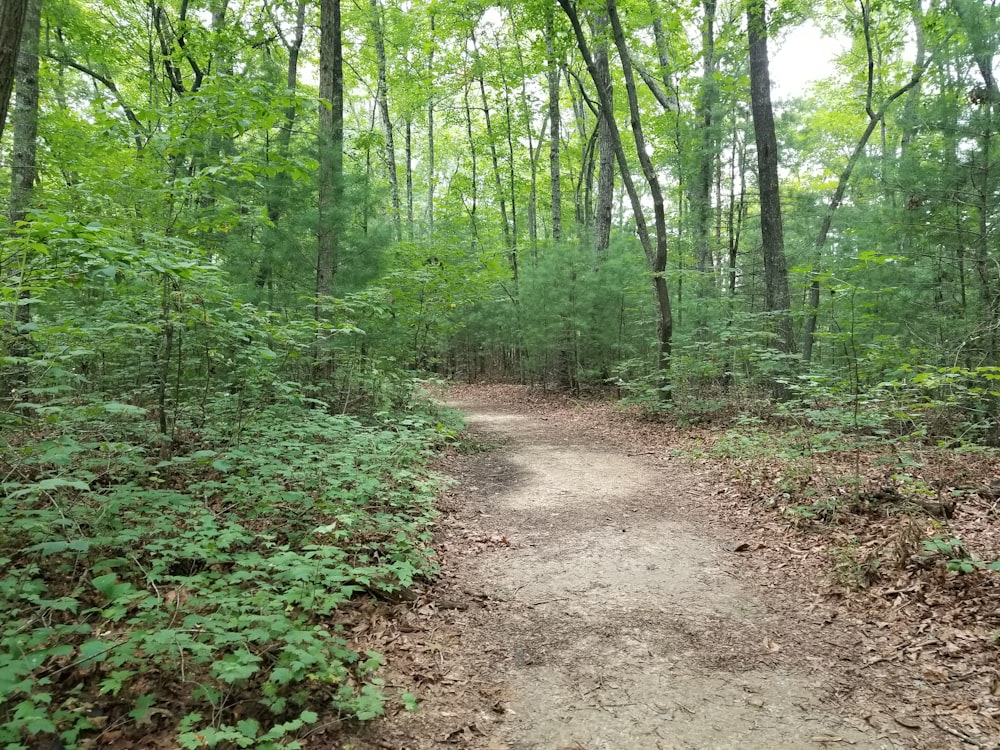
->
[0,399,458,748]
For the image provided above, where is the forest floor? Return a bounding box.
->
[329,384,999,750]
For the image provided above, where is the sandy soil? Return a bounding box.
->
[338,390,947,750]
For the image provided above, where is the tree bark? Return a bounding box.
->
[370,0,400,242]
[694,0,717,278]
[9,0,39,226]
[317,0,343,311]
[546,7,562,241]
[801,0,936,363]
[558,0,674,383]
[426,13,436,235]
[746,0,793,354]
[0,0,30,142]
[6,0,39,364]
[592,13,615,258]
[472,31,514,276]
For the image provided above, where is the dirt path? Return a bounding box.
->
[350,391,914,749]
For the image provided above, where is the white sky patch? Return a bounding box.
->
[770,21,847,100]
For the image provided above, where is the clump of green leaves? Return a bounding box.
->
[920,534,1000,575]
[0,399,457,748]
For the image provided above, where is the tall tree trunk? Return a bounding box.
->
[566,70,595,229]
[746,0,793,354]
[510,18,537,251]
[426,13,436,235]
[6,0,39,366]
[592,13,615,258]
[0,0,29,142]
[496,38,519,278]
[558,0,674,385]
[371,0,400,242]
[9,0,39,226]
[462,81,479,240]
[694,0,717,278]
[546,7,562,241]
[472,31,513,275]
[405,119,414,239]
[317,0,343,312]
[260,0,306,296]
[691,0,718,337]
[801,0,934,363]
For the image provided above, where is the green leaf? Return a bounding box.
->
[34,478,90,492]
[102,401,147,416]
[78,639,111,664]
[210,651,261,683]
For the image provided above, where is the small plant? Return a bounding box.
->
[920,534,986,574]
[831,538,883,589]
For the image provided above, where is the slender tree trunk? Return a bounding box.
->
[558,0,674,384]
[510,22,537,251]
[405,119,414,239]
[371,0,400,242]
[497,44,519,278]
[592,14,615,258]
[0,0,29,142]
[462,82,479,240]
[426,13,436,235]
[546,7,562,241]
[747,0,793,355]
[728,121,748,297]
[472,32,513,275]
[260,0,305,295]
[801,0,934,362]
[566,70,595,229]
[317,0,343,310]
[694,0,717,279]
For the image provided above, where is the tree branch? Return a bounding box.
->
[46,54,146,150]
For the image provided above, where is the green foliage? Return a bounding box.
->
[920,534,1000,575]
[0,398,456,747]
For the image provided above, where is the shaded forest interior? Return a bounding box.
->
[0,0,998,747]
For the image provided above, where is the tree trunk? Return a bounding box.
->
[317,0,343,309]
[405,119,414,239]
[691,0,718,337]
[546,7,562,241]
[592,14,615,258]
[0,0,29,142]
[462,81,479,239]
[801,0,934,363]
[426,13,436,235]
[6,0,39,365]
[558,0,674,385]
[694,0,717,278]
[371,0,400,242]
[9,0,39,226]
[497,43,519,278]
[260,0,306,296]
[472,31,513,276]
[746,0,793,354]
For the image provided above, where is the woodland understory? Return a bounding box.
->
[1,0,999,746]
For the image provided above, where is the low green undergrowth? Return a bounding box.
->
[0,397,460,749]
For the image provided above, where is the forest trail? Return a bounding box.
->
[356,387,903,749]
